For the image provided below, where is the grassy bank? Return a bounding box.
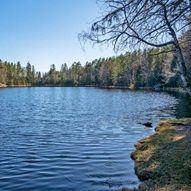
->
[128,119,191,191]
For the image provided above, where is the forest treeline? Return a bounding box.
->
[0,31,190,88]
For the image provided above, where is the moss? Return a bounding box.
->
[131,119,191,191]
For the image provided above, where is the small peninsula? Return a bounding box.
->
[129,119,191,191]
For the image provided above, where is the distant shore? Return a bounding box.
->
[0,84,32,88]
[1,84,191,96]
[99,85,191,96]
[126,119,191,191]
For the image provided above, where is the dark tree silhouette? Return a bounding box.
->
[80,0,191,87]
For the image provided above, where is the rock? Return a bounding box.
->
[129,83,136,90]
[120,188,133,191]
[142,122,152,128]
[0,83,7,88]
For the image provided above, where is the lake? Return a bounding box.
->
[0,87,190,191]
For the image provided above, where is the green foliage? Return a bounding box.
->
[0,42,190,88]
[34,48,172,87]
[0,61,36,86]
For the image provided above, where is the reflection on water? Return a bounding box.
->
[0,87,188,191]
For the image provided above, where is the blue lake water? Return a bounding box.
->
[0,87,190,191]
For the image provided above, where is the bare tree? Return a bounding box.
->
[80,0,191,87]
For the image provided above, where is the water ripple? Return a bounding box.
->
[0,87,178,191]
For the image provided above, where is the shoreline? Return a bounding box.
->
[1,84,191,95]
[126,119,191,191]
[0,83,7,88]
[99,86,191,96]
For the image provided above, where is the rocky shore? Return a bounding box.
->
[124,119,191,191]
[0,83,7,88]
[0,84,33,88]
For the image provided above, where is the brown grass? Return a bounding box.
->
[130,119,191,191]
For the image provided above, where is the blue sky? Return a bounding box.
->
[0,0,117,72]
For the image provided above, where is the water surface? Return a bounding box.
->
[0,87,187,191]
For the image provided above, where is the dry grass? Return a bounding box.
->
[130,119,191,191]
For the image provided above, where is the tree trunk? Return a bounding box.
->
[174,45,187,87]
[160,1,188,87]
